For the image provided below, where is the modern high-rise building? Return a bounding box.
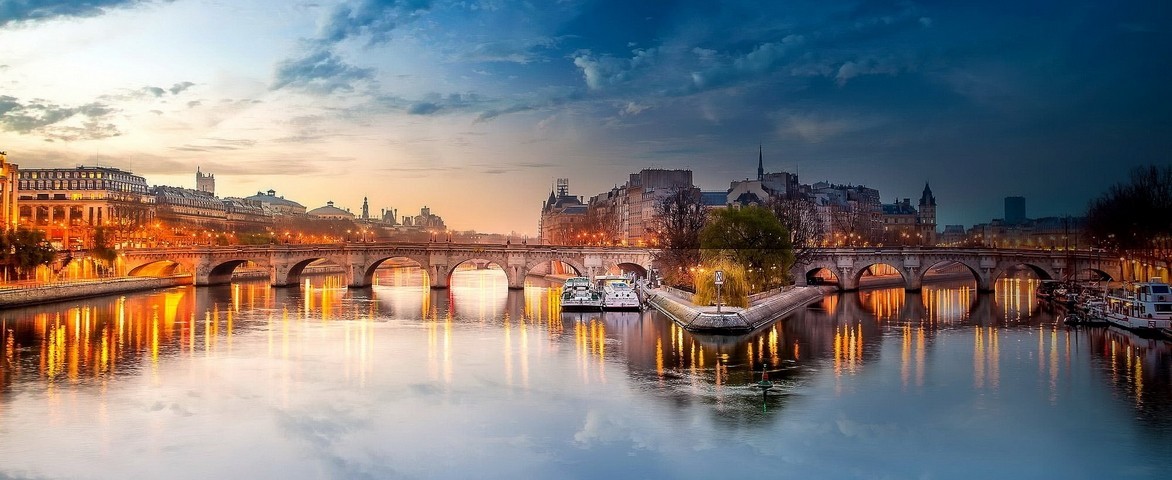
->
[1005,196,1026,225]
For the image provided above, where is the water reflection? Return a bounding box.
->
[0,272,1169,478]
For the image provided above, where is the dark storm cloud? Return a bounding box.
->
[0,95,120,140]
[0,0,165,26]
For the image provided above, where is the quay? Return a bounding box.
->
[0,276,193,308]
[641,284,833,334]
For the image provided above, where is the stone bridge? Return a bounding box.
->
[792,247,1139,292]
[115,242,654,289]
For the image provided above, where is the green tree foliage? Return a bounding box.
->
[651,187,708,289]
[1,228,58,279]
[91,227,118,263]
[693,258,749,308]
[699,206,794,292]
[1086,165,1172,256]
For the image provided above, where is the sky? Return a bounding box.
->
[1,0,1169,235]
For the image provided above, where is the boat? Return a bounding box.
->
[560,277,603,311]
[594,275,642,311]
[1087,278,1172,333]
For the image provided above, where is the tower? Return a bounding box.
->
[196,167,215,195]
[757,145,764,181]
[1004,196,1026,225]
[918,182,937,245]
[361,197,370,220]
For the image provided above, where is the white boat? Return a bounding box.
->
[560,277,603,311]
[1088,278,1172,333]
[595,275,642,310]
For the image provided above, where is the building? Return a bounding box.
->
[1005,196,1026,225]
[196,167,215,195]
[401,206,445,230]
[17,166,155,248]
[242,190,306,216]
[878,184,936,246]
[152,185,228,231]
[307,201,355,220]
[727,146,800,206]
[0,151,17,230]
[540,178,588,244]
[811,182,882,246]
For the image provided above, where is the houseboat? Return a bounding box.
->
[1089,278,1172,333]
[595,275,642,311]
[560,277,603,311]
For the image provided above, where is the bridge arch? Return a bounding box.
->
[801,261,843,290]
[276,256,350,287]
[1074,267,1114,282]
[919,260,983,289]
[127,259,190,277]
[604,262,649,278]
[524,257,588,279]
[991,261,1056,284]
[442,256,513,290]
[359,255,431,288]
[854,262,907,291]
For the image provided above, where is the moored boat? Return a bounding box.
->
[595,275,642,311]
[560,277,603,311]
[1088,278,1172,333]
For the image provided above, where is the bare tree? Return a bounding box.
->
[1087,164,1172,259]
[651,187,708,288]
[767,196,822,265]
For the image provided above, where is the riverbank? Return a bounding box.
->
[0,276,194,309]
[641,284,834,334]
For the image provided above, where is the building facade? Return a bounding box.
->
[17,166,155,248]
[0,152,17,231]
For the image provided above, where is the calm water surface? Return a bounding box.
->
[1,269,1169,479]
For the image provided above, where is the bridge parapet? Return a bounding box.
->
[117,243,653,290]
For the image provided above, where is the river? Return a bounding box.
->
[1,268,1169,479]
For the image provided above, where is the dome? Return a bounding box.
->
[307,200,354,219]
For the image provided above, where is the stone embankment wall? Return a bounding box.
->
[642,285,831,334]
[0,276,193,309]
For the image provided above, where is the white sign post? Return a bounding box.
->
[714,270,724,313]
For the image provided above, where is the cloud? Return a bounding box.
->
[0,95,121,140]
[317,0,432,47]
[572,48,659,90]
[169,81,195,95]
[835,58,901,86]
[143,86,166,97]
[270,1,432,94]
[690,36,804,90]
[619,102,649,117]
[407,102,441,115]
[271,48,375,93]
[0,0,159,27]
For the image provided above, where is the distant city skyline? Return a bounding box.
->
[2,0,1168,235]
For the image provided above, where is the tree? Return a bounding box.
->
[651,187,708,288]
[91,226,118,276]
[1,228,58,280]
[1086,165,1172,258]
[767,196,823,265]
[699,205,793,292]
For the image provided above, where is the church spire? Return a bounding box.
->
[757,144,764,181]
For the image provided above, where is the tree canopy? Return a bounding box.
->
[699,205,793,291]
[1,228,58,279]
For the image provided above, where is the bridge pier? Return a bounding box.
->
[430,264,450,289]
